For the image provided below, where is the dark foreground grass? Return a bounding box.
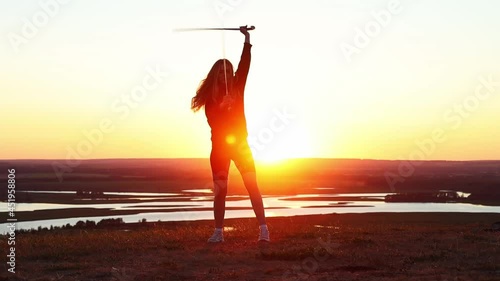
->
[1,213,499,281]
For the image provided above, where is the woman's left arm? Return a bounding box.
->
[234,26,252,93]
[241,26,250,44]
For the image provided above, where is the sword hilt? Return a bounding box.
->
[242,25,255,31]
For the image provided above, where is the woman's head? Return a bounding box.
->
[213,59,234,87]
[191,59,234,112]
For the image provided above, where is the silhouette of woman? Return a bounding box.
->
[191,26,269,242]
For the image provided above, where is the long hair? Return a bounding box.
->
[191,59,234,112]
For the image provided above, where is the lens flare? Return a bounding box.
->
[225,135,236,145]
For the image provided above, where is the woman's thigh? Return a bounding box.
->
[210,144,231,181]
[231,140,256,174]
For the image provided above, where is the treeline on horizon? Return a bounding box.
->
[10,218,148,235]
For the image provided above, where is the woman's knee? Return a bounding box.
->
[213,180,228,199]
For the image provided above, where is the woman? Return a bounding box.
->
[191,26,269,243]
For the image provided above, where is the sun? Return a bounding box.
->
[256,153,288,164]
[251,127,315,164]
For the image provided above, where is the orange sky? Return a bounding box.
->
[1,0,500,161]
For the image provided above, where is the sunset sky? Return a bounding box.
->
[1,0,500,161]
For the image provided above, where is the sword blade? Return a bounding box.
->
[173,26,255,32]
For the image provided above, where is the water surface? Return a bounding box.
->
[2,190,499,233]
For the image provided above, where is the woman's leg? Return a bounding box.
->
[233,141,266,226]
[210,145,231,229]
[241,171,266,226]
[213,177,228,229]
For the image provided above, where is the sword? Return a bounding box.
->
[174,25,255,32]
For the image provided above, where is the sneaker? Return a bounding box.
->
[207,231,224,243]
[258,227,270,242]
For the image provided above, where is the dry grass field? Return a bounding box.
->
[1,213,499,281]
